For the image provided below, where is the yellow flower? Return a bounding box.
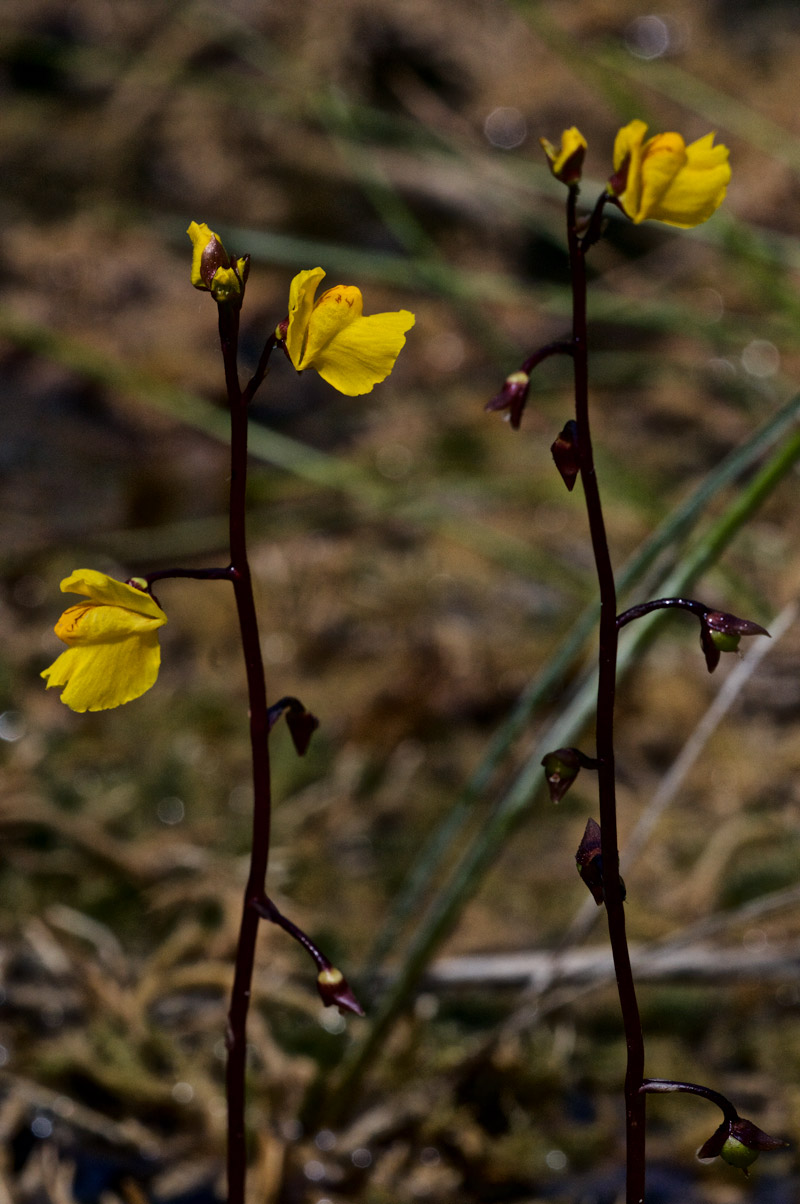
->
[539,127,587,184]
[609,119,730,228]
[187,221,249,302]
[282,268,415,396]
[41,570,167,712]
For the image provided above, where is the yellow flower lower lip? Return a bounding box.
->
[283,268,415,396]
[41,569,167,712]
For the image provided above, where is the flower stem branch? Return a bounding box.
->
[252,894,330,970]
[640,1078,738,1121]
[143,567,234,587]
[580,191,612,254]
[251,894,364,1016]
[522,339,575,372]
[617,597,710,629]
[640,1079,787,1172]
[567,183,646,1203]
[243,335,277,405]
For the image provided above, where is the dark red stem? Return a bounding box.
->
[217,302,276,1204]
[567,186,646,1203]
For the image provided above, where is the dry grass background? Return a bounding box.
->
[2,0,800,1201]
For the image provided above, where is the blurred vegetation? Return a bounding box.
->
[1,1,800,1201]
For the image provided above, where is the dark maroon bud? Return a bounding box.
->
[485,371,531,430]
[550,420,580,491]
[575,817,626,905]
[286,706,319,756]
[575,817,605,906]
[275,317,289,343]
[266,696,319,755]
[199,234,232,289]
[542,747,598,803]
[316,966,365,1017]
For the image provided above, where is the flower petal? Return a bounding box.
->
[645,133,730,227]
[285,268,326,368]
[41,631,162,712]
[187,221,218,290]
[306,309,416,396]
[299,285,365,369]
[55,602,164,646]
[613,119,648,173]
[611,119,648,216]
[209,265,243,302]
[697,1122,728,1163]
[634,132,688,223]
[59,569,166,623]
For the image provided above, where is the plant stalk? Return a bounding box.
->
[567,186,646,1203]
[218,302,274,1204]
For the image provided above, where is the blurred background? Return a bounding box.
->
[2,0,800,1200]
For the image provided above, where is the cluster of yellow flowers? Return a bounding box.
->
[43,118,730,715]
[187,222,415,397]
[43,240,415,712]
[542,119,730,228]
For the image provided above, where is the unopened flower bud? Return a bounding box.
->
[575,817,626,906]
[187,221,249,304]
[542,747,581,803]
[486,371,530,430]
[317,966,365,1017]
[550,420,580,491]
[540,127,587,185]
[575,817,604,906]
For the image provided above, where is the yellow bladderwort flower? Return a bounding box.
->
[539,127,587,184]
[281,268,415,396]
[41,570,167,712]
[187,221,249,303]
[609,119,730,228]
